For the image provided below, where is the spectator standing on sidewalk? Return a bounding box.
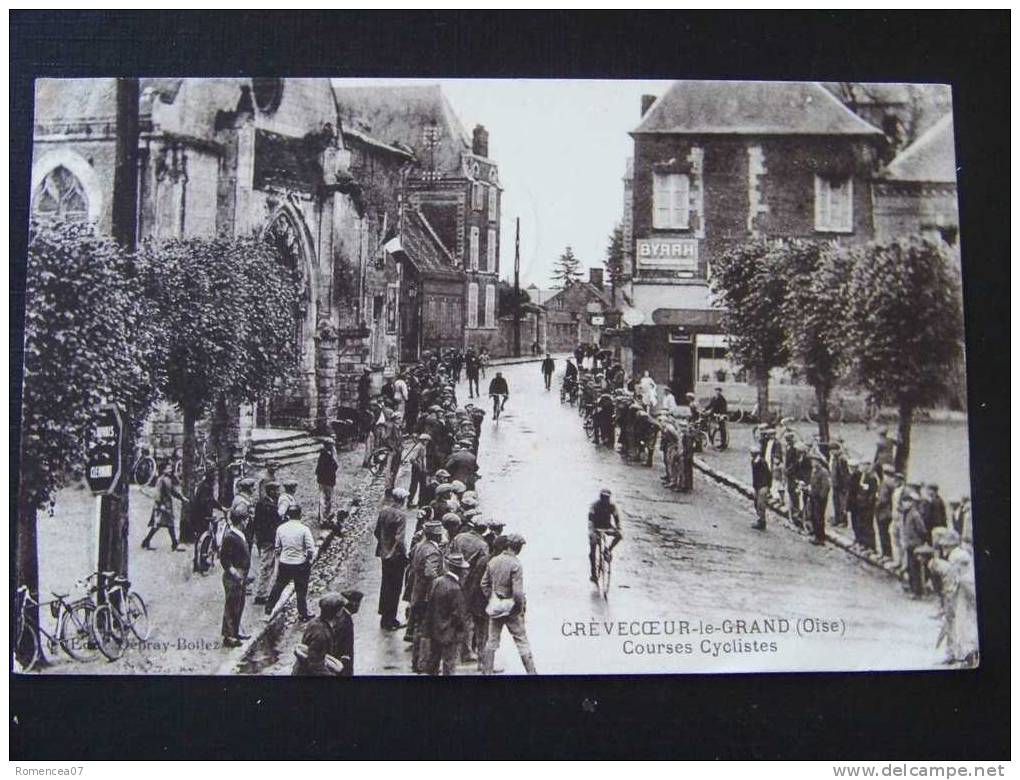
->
[850,461,879,551]
[315,441,340,525]
[405,434,430,507]
[404,520,446,673]
[808,452,831,545]
[465,350,481,399]
[876,464,897,558]
[220,507,252,648]
[424,553,472,675]
[901,490,929,599]
[265,505,315,622]
[750,446,771,530]
[292,593,346,676]
[334,590,363,676]
[829,442,851,528]
[374,488,409,631]
[277,479,299,519]
[480,533,537,675]
[252,481,281,606]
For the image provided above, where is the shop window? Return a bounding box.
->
[467,283,479,329]
[653,172,690,229]
[814,175,853,233]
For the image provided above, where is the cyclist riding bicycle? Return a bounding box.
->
[588,488,623,584]
[487,371,509,417]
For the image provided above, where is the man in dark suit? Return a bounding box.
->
[334,590,363,676]
[424,553,471,675]
[750,446,771,530]
[404,520,445,673]
[220,506,252,647]
[851,462,879,551]
[374,488,409,630]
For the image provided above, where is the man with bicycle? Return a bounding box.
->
[588,489,623,585]
[487,371,509,418]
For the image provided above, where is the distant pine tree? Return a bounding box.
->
[550,246,583,288]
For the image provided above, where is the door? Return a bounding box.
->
[670,342,694,400]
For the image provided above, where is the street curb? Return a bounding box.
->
[485,351,572,368]
[215,472,381,675]
[692,457,909,584]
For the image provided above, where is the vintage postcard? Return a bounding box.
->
[15,77,974,676]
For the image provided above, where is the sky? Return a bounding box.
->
[334,78,673,289]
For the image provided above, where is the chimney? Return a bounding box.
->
[589,268,604,289]
[472,124,489,157]
[641,94,657,117]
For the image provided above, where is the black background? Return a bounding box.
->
[9,11,1009,760]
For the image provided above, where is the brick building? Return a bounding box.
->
[622,80,884,399]
[541,270,614,353]
[333,85,502,354]
[30,77,418,441]
[873,113,959,248]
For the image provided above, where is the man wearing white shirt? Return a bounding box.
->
[265,504,315,621]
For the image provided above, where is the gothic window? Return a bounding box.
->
[32,166,88,221]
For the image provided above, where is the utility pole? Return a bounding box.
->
[513,217,521,357]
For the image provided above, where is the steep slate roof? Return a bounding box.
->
[633,81,884,136]
[332,84,471,172]
[880,113,956,184]
[398,209,462,278]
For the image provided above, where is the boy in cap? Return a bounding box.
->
[424,553,471,675]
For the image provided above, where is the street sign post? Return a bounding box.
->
[85,405,125,495]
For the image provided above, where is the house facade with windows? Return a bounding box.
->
[623,80,884,400]
[333,85,502,354]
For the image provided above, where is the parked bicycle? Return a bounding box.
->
[87,570,150,644]
[194,506,228,574]
[131,444,157,486]
[14,584,110,671]
[704,412,729,450]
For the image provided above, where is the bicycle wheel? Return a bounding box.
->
[125,592,150,641]
[90,604,127,661]
[584,415,596,441]
[194,531,214,573]
[133,457,155,486]
[14,617,41,672]
[718,423,729,451]
[600,550,612,601]
[57,602,100,662]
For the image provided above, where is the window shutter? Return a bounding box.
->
[814,175,828,230]
[485,284,496,328]
[673,174,690,229]
[487,228,496,271]
[470,227,480,270]
[653,173,669,229]
[467,283,479,329]
[488,185,498,221]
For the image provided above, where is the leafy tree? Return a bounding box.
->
[497,278,531,317]
[18,220,163,652]
[710,240,790,422]
[605,223,628,306]
[137,236,300,506]
[847,237,964,475]
[777,239,854,443]
[550,245,583,288]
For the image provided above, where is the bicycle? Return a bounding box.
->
[131,444,157,486]
[582,407,597,441]
[14,584,108,670]
[705,412,729,450]
[490,393,507,422]
[368,434,417,477]
[87,570,150,643]
[194,507,227,574]
[593,530,616,601]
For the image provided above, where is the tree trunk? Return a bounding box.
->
[755,366,770,425]
[181,405,197,542]
[814,384,831,445]
[210,395,241,504]
[16,493,39,667]
[896,401,913,477]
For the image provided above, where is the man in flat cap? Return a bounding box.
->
[252,480,282,605]
[405,433,430,508]
[230,476,257,550]
[277,478,299,520]
[481,533,536,675]
[876,463,897,558]
[220,506,252,648]
[901,490,929,599]
[293,593,346,676]
[374,488,409,631]
[405,519,446,673]
[424,553,471,675]
[750,445,771,531]
[829,442,850,528]
[808,450,831,545]
[450,515,490,663]
[334,590,363,676]
[265,505,315,622]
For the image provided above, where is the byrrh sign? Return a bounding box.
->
[636,237,699,281]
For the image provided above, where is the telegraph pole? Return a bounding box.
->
[513,217,521,357]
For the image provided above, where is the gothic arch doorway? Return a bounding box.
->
[256,205,317,429]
